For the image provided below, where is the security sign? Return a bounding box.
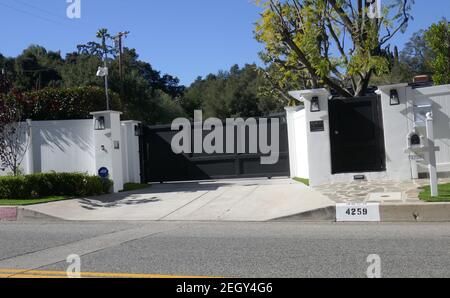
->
[98,167,109,178]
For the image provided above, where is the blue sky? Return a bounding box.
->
[1,0,449,86]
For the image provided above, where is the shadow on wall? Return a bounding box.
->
[38,124,93,152]
[31,120,95,173]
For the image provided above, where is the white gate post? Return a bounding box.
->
[285,106,302,178]
[90,111,124,193]
[426,112,439,197]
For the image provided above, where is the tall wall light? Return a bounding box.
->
[310,96,321,112]
[94,116,106,130]
[390,89,400,106]
[134,124,141,136]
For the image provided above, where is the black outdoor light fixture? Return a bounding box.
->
[390,89,400,106]
[94,116,106,130]
[310,96,321,112]
[134,124,141,136]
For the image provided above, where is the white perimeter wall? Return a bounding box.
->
[410,85,450,174]
[1,118,141,187]
[31,119,96,175]
[0,119,95,176]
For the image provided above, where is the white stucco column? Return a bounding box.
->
[376,84,412,181]
[285,106,303,178]
[90,111,124,193]
[289,88,331,186]
[121,120,142,184]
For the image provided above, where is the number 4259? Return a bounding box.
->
[346,208,368,216]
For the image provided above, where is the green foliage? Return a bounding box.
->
[181,64,285,118]
[20,86,121,120]
[0,196,69,206]
[255,0,413,97]
[420,183,450,202]
[425,20,450,85]
[1,36,186,124]
[0,173,113,200]
[293,177,310,186]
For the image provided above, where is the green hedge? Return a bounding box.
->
[0,173,113,200]
[6,86,122,121]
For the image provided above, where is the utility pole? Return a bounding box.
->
[113,31,130,105]
[103,52,110,111]
[113,31,130,81]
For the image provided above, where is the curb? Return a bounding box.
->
[380,203,450,222]
[272,203,450,223]
[274,206,336,222]
[0,207,18,221]
[0,207,61,222]
[3,204,450,223]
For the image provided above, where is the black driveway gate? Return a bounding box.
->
[328,96,386,174]
[140,115,290,183]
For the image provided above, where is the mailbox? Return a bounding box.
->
[407,131,424,150]
[405,131,426,163]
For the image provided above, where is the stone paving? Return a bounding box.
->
[313,179,450,203]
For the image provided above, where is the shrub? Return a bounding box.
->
[0,173,113,200]
[6,86,122,121]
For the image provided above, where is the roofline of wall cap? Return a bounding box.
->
[90,110,123,116]
[289,88,330,102]
[284,106,304,112]
[376,83,409,94]
[121,120,142,124]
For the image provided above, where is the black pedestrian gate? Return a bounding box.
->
[140,115,290,183]
[328,96,386,174]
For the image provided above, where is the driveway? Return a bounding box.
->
[23,178,334,221]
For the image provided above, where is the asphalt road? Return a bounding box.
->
[0,221,449,278]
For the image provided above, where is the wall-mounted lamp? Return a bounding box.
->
[310,96,321,112]
[94,116,106,130]
[390,89,400,106]
[134,125,141,136]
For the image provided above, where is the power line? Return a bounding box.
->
[0,0,73,28]
[9,0,97,27]
[13,0,72,21]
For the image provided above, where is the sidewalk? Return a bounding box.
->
[2,178,450,223]
[3,178,334,222]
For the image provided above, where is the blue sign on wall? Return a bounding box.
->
[98,167,109,178]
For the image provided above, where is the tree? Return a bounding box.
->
[401,30,433,75]
[0,95,30,176]
[2,31,186,124]
[255,0,413,98]
[181,64,285,118]
[0,67,11,95]
[13,46,63,91]
[425,20,450,85]
[77,28,116,58]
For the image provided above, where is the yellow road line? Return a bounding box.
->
[0,273,63,279]
[0,269,219,279]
